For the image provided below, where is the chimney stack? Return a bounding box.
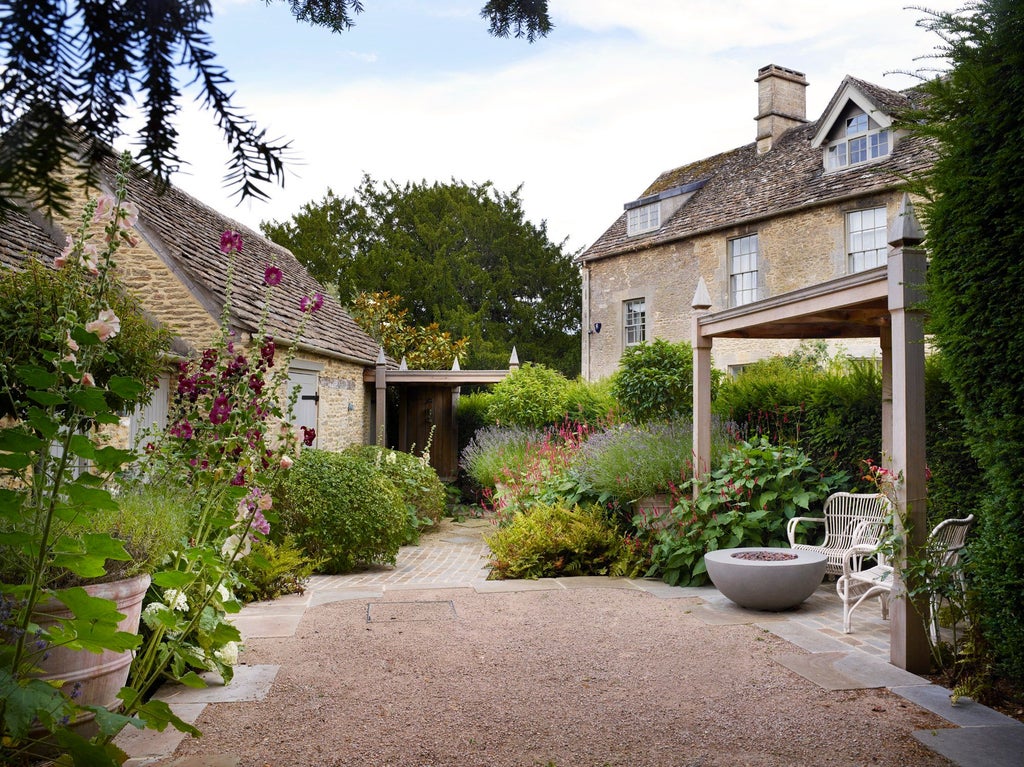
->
[755,64,808,154]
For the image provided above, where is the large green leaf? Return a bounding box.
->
[124,694,202,736]
[66,483,118,510]
[15,363,58,389]
[107,375,145,400]
[0,427,46,452]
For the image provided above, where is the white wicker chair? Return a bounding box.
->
[786,492,891,576]
[836,514,975,634]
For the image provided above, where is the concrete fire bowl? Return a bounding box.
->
[704,548,827,611]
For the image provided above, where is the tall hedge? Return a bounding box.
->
[912,0,1024,680]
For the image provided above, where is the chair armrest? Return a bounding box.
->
[842,543,880,577]
[787,516,823,545]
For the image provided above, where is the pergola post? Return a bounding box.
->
[880,320,893,468]
[691,278,714,484]
[886,196,930,673]
[374,347,387,445]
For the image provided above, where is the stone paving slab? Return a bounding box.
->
[554,575,643,590]
[117,702,206,763]
[894,685,1024,728]
[913,725,1024,767]
[629,580,716,599]
[154,664,279,705]
[774,651,930,690]
[232,611,304,639]
[474,578,564,593]
[309,587,384,606]
[690,599,789,625]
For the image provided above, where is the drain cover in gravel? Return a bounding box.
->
[366,600,457,623]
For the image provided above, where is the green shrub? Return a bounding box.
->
[924,354,983,524]
[345,444,447,530]
[648,437,846,586]
[573,420,694,504]
[486,502,628,579]
[233,536,318,602]
[563,376,618,426]
[715,353,881,483]
[486,363,570,428]
[0,259,172,419]
[611,338,716,424]
[456,389,494,455]
[275,449,408,573]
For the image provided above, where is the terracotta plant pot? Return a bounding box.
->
[31,573,151,739]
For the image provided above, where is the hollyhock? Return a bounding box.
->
[263,265,283,287]
[85,308,120,341]
[220,230,243,255]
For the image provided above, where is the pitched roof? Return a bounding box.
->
[579,77,934,264]
[1,155,381,365]
[0,205,63,269]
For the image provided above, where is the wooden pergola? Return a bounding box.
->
[691,195,931,672]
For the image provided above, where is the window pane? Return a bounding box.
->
[729,234,759,307]
[624,298,646,346]
[846,113,868,135]
[847,207,887,273]
[849,136,867,164]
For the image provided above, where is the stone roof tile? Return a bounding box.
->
[580,77,934,263]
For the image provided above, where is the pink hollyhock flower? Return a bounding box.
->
[66,333,79,353]
[93,194,115,222]
[81,244,100,275]
[120,201,139,227]
[85,309,120,341]
[79,372,96,387]
[280,455,294,470]
[300,292,324,313]
[263,265,283,287]
[220,230,243,255]
[55,236,73,268]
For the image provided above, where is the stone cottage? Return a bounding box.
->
[0,153,381,451]
[578,64,935,379]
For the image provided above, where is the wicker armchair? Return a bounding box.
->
[836,514,974,634]
[786,492,891,576]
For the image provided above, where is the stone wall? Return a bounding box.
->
[583,193,900,379]
[309,356,371,450]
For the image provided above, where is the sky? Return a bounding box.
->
[157,0,964,254]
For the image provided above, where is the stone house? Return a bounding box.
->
[1,154,381,451]
[578,64,935,379]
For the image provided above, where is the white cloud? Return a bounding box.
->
[166,1,962,253]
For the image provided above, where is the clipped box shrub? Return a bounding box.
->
[345,444,447,529]
[275,449,408,573]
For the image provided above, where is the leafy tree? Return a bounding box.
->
[262,176,582,376]
[0,1,552,215]
[912,0,1024,681]
[349,291,469,370]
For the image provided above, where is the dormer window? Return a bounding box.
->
[825,108,890,170]
[623,179,707,237]
[627,203,660,236]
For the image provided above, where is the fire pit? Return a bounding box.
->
[703,547,827,611]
